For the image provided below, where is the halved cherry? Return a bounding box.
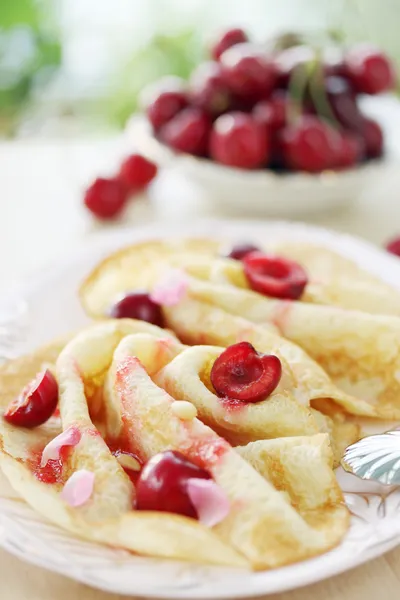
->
[136,450,211,518]
[210,342,282,403]
[4,369,58,428]
[243,251,308,300]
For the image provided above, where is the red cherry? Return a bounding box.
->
[210,342,282,403]
[136,450,211,518]
[146,89,188,131]
[210,112,269,169]
[343,45,396,95]
[324,76,364,133]
[225,242,261,260]
[118,154,157,192]
[280,116,340,172]
[386,236,400,257]
[189,61,232,116]
[243,252,308,299]
[84,177,128,220]
[274,45,318,88]
[220,43,277,100]
[335,133,363,168]
[4,370,58,428]
[160,108,211,156]
[253,92,288,136]
[211,28,248,61]
[109,292,164,327]
[362,118,383,159]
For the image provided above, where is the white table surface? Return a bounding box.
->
[1,134,400,288]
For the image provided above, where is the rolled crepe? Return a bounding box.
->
[0,321,348,569]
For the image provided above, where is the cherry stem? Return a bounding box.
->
[307,52,340,131]
[286,60,309,126]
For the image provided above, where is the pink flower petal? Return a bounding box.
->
[61,470,95,507]
[186,478,230,527]
[41,426,82,467]
[150,269,188,306]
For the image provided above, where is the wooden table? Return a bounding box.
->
[2,138,400,599]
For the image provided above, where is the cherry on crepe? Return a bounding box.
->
[224,242,261,260]
[4,369,59,428]
[210,342,282,403]
[136,450,211,518]
[109,292,164,327]
[243,252,308,300]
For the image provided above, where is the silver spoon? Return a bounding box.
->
[342,430,400,485]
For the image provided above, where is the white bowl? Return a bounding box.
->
[125,115,387,218]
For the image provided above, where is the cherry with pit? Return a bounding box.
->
[210,341,282,403]
[243,251,308,300]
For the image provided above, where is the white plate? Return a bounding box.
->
[2,219,400,599]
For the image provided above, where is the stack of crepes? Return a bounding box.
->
[3,237,400,570]
[0,319,347,569]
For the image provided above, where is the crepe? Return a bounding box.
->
[161,297,359,462]
[267,241,400,316]
[80,238,400,318]
[80,237,400,420]
[0,321,348,569]
[79,239,369,417]
[181,274,400,419]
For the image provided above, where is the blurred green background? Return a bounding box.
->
[1,0,399,137]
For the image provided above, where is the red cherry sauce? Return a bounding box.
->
[28,444,72,485]
[116,355,230,472]
[106,436,143,486]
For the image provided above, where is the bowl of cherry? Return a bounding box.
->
[126,29,397,216]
